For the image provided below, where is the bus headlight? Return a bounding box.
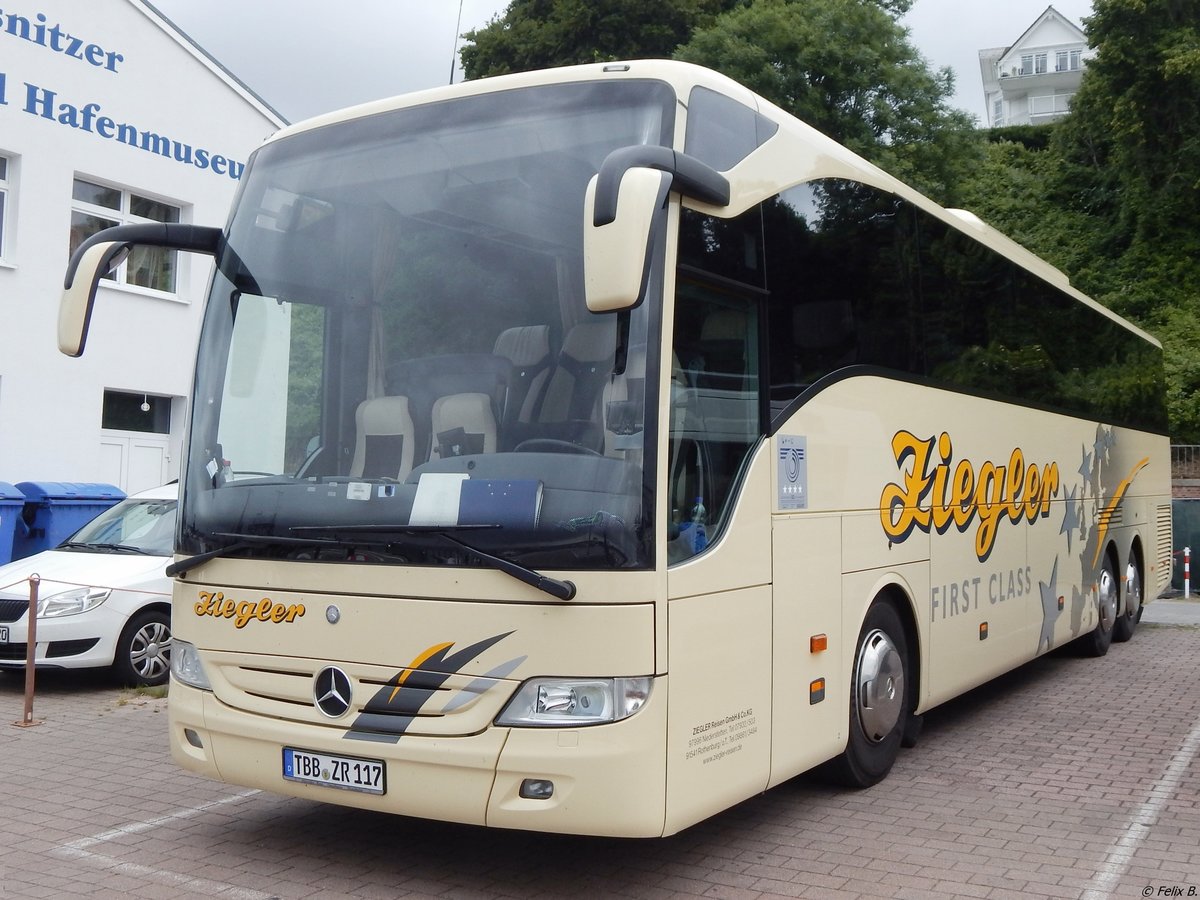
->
[496,677,651,727]
[171,639,213,691]
[37,586,111,618]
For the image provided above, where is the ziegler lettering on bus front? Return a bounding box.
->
[879,430,1060,562]
[194,591,306,627]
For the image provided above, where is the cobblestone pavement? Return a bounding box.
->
[2,610,1198,900]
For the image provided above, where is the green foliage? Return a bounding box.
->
[674,0,982,204]
[983,123,1056,151]
[461,0,740,79]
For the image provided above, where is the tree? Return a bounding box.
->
[674,0,981,204]
[461,0,740,80]
[1061,0,1200,254]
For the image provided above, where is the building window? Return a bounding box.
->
[102,390,171,434]
[993,99,1004,127]
[0,154,10,261]
[1035,53,1048,74]
[1070,50,1082,70]
[1056,50,1069,72]
[1020,54,1033,75]
[69,178,181,294]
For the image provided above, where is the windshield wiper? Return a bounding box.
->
[61,541,152,555]
[291,524,577,601]
[164,532,344,578]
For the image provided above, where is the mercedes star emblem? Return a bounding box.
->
[313,666,353,718]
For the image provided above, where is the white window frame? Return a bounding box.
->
[0,153,11,264]
[1034,53,1048,75]
[69,176,186,297]
[1056,50,1069,72]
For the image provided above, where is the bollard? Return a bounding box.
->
[14,574,42,728]
[1186,547,1192,600]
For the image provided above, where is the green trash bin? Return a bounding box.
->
[10,482,126,561]
[1171,499,1200,592]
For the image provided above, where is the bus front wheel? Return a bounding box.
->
[830,599,910,788]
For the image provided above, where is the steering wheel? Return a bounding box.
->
[514,438,602,457]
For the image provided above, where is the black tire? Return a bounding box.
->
[1078,554,1117,657]
[1112,559,1142,643]
[829,599,910,788]
[113,609,172,687]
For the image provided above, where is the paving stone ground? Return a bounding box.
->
[1,603,1197,900]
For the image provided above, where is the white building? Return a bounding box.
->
[979,5,1091,128]
[0,0,284,493]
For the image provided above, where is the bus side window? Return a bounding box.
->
[764,181,921,420]
[669,289,759,563]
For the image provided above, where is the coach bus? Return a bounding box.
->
[60,60,1170,837]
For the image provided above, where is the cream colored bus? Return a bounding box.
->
[61,60,1170,837]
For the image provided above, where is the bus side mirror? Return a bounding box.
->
[59,223,223,357]
[583,167,671,313]
[59,240,130,357]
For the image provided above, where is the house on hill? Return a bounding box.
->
[978,5,1091,128]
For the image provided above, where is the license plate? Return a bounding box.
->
[0,626,7,642]
[282,747,385,795]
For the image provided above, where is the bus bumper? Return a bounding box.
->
[170,676,668,837]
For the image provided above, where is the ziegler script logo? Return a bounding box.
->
[195,591,306,628]
[879,430,1061,562]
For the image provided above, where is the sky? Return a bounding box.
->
[148,0,1095,125]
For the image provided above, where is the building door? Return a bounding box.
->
[100,433,171,493]
[100,391,174,492]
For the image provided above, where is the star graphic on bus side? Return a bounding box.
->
[1077,446,1093,485]
[1038,557,1060,655]
[1059,485,1080,551]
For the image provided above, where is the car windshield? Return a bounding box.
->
[66,497,177,556]
[181,79,674,572]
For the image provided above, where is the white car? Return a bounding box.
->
[0,483,176,687]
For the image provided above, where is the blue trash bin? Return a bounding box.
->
[10,482,126,561]
[0,482,25,565]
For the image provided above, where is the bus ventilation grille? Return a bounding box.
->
[1157,504,1173,589]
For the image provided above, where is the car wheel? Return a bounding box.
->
[113,609,171,687]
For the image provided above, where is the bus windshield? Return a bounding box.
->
[180,80,676,572]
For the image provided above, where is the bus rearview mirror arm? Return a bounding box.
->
[591,146,729,228]
[59,223,223,357]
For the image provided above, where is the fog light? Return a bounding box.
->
[184,728,204,749]
[519,778,554,800]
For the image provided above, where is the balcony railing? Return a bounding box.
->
[1029,93,1075,117]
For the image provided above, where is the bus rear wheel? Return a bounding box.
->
[1112,559,1142,643]
[1078,555,1117,657]
[829,599,909,788]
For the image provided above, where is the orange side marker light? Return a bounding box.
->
[810,678,826,704]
